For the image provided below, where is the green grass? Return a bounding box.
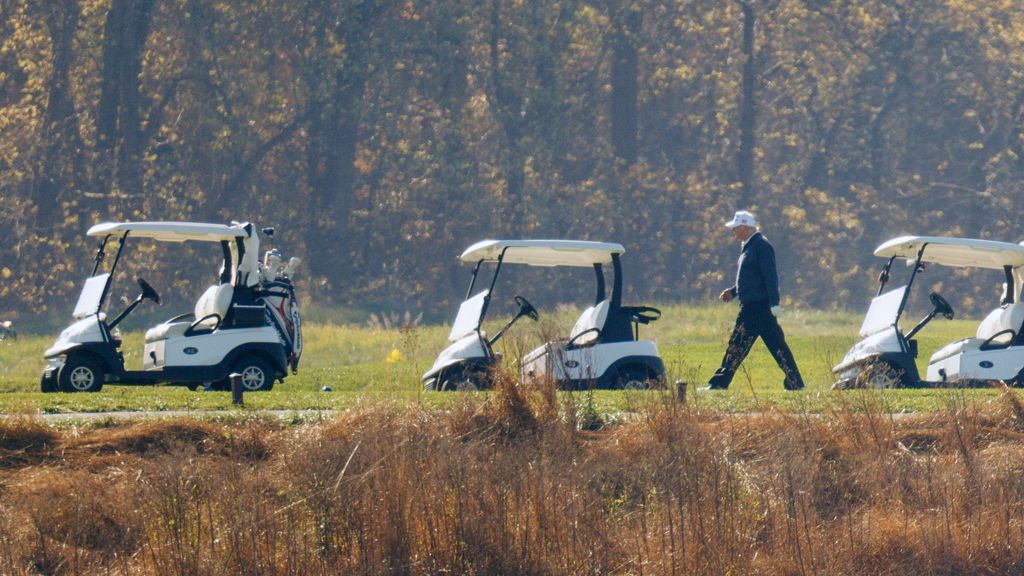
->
[0,304,1008,414]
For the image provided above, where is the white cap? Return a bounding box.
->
[725,210,758,229]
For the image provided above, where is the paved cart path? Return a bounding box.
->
[1,409,338,423]
[1,407,925,424]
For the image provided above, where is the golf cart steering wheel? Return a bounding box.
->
[513,295,539,321]
[929,292,953,320]
[137,278,161,305]
[626,306,662,325]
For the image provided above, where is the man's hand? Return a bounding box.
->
[719,289,735,303]
[771,305,783,317]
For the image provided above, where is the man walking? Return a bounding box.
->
[704,210,805,391]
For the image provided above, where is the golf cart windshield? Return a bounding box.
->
[72,273,111,319]
[449,290,488,341]
[860,284,907,337]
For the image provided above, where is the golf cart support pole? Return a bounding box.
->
[611,253,623,309]
[108,233,129,277]
[219,241,233,283]
[97,233,130,314]
[466,260,483,299]
[478,249,507,324]
[894,244,928,334]
[877,256,896,296]
[593,263,606,304]
[91,236,110,276]
[1004,265,1015,305]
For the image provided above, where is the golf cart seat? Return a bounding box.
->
[568,300,611,347]
[929,302,1024,363]
[144,284,234,342]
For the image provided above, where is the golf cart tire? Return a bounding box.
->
[58,355,105,393]
[852,360,910,389]
[438,367,491,392]
[232,356,276,392]
[1010,368,1024,388]
[612,365,663,390]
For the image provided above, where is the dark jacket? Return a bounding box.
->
[729,232,780,306]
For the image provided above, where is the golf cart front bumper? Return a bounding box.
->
[40,359,63,392]
[422,333,489,382]
[831,325,915,386]
[831,364,859,389]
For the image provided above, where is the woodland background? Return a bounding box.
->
[2,0,1024,324]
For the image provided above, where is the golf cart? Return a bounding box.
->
[833,235,1024,388]
[41,221,302,393]
[423,239,666,391]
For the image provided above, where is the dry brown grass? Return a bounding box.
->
[7,388,1024,574]
[0,417,58,469]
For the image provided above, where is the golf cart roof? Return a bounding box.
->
[87,222,249,242]
[460,240,625,267]
[874,236,1024,269]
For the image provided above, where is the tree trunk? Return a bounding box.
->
[34,0,84,225]
[489,0,527,234]
[305,76,365,292]
[611,8,640,165]
[95,0,156,202]
[802,84,837,191]
[737,0,757,208]
[95,1,123,159]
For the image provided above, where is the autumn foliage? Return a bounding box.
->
[2,1,1023,320]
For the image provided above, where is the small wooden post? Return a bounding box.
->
[675,380,687,404]
[230,372,243,406]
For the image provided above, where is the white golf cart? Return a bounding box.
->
[424,239,666,391]
[833,235,1024,388]
[41,221,302,393]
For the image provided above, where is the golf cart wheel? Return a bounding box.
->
[855,361,907,389]
[439,368,489,392]
[232,356,276,392]
[58,356,104,393]
[613,366,660,390]
[1007,368,1024,388]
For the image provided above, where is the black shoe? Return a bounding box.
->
[784,384,805,391]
